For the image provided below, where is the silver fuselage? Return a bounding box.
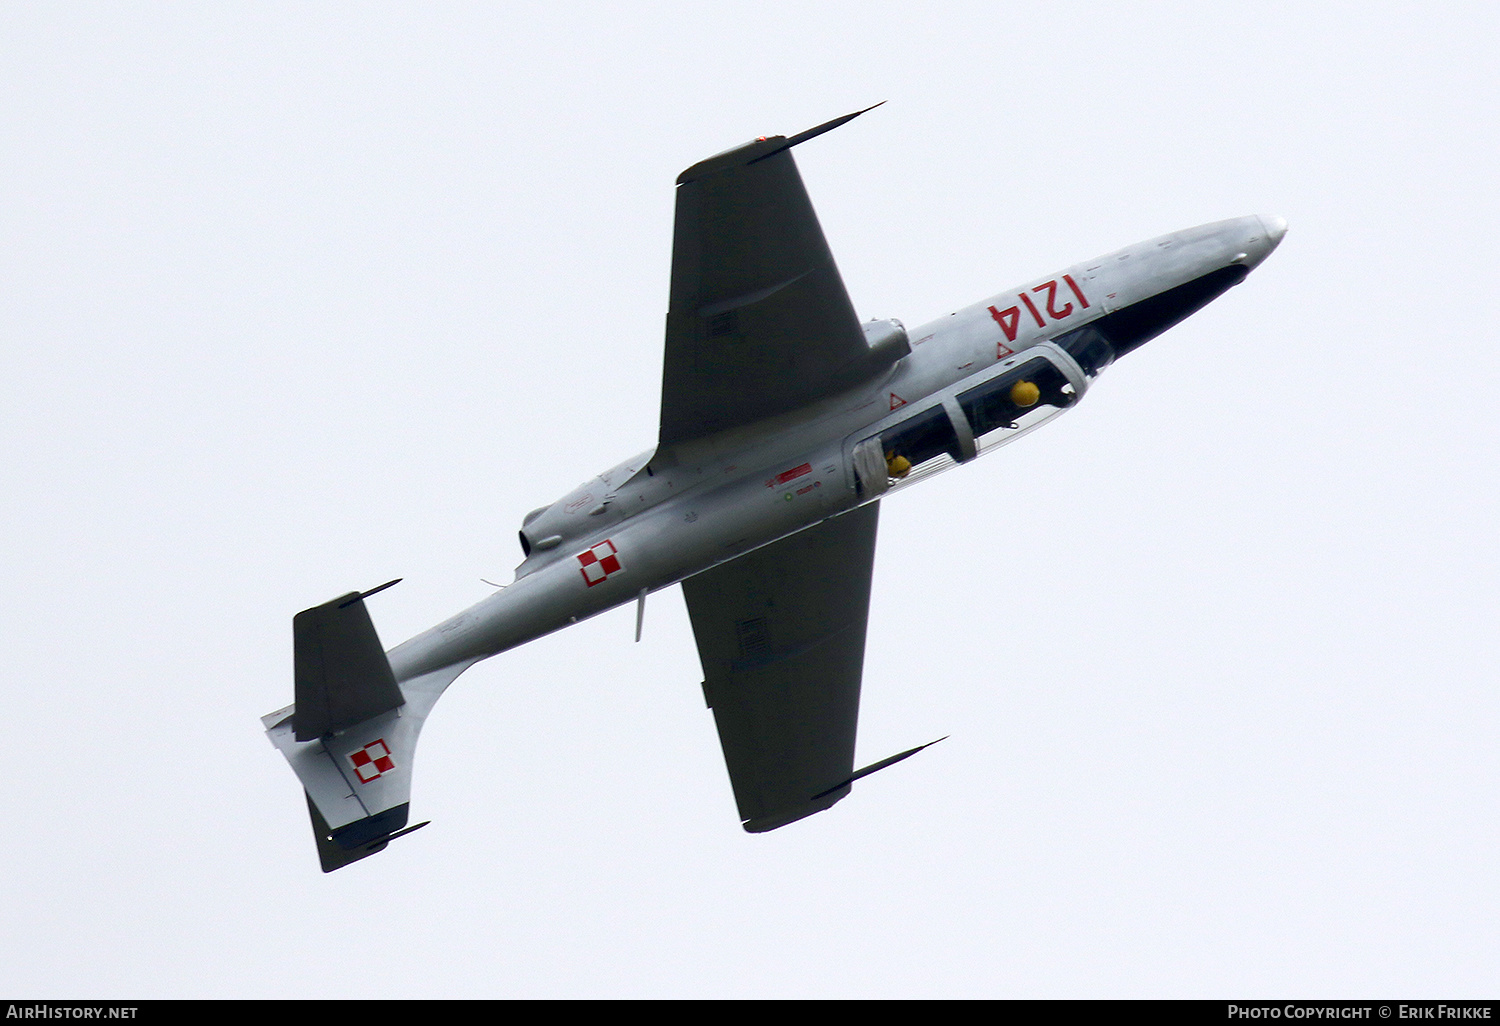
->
[387,215,1285,683]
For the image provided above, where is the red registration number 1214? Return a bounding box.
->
[988,274,1091,347]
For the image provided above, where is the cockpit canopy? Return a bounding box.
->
[849,342,1091,499]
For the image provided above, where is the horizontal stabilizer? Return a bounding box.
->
[293,582,404,741]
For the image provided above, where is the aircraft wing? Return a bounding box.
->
[682,501,880,831]
[659,109,893,447]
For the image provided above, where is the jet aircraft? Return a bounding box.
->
[263,107,1287,870]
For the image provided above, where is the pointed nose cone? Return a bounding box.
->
[1235,214,1288,270]
[1258,214,1288,247]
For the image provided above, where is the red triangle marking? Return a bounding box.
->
[889,393,907,410]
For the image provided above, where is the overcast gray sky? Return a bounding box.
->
[4,1,1497,998]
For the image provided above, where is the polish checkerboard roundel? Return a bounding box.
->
[577,539,622,587]
[349,739,395,783]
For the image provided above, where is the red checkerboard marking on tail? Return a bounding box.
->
[349,739,395,783]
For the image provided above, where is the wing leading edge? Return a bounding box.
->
[683,502,880,832]
[659,107,899,448]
